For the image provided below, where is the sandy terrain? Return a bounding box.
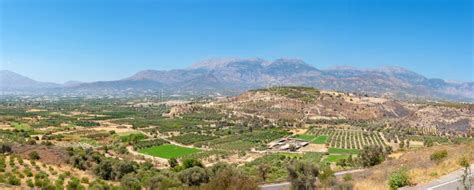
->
[299,144,328,152]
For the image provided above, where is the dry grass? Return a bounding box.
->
[12,145,70,166]
[352,143,474,190]
[289,128,308,135]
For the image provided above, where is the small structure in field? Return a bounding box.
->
[268,137,309,151]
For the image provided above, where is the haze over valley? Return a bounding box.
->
[2,58,473,102]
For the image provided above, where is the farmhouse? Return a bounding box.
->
[268,137,309,151]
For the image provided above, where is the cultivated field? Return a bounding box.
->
[138,144,200,159]
[307,127,387,149]
[0,87,472,189]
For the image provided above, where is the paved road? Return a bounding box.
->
[400,164,473,190]
[261,182,291,190]
[260,169,365,190]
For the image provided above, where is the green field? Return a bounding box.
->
[119,132,147,142]
[328,148,360,154]
[302,152,324,162]
[324,154,350,163]
[11,122,32,131]
[294,134,328,144]
[311,135,328,144]
[138,144,200,159]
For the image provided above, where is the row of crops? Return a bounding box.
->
[307,128,387,149]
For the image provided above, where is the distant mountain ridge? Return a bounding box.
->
[1,58,473,102]
[0,70,61,90]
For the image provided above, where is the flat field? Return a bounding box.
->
[294,134,328,144]
[138,144,200,159]
[11,122,32,131]
[324,154,350,163]
[328,148,360,154]
[311,135,329,144]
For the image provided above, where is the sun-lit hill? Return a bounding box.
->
[172,86,473,136]
[352,142,474,190]
[211,86,411,121]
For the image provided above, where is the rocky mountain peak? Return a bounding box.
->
[268,58,307,66]
[190,58,268,70]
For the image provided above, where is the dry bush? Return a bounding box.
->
[352,143,474,190]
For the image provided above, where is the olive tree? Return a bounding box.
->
[287,160,319,190]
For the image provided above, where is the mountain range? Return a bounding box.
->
[1,58,473,102]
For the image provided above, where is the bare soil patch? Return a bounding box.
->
[299,144,328,152]
[12,145,70,166]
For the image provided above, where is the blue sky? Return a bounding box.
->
[1,0,472,83]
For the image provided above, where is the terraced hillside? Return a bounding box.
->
[178,87,472,137]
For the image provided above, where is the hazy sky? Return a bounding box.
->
[1,0,472,83]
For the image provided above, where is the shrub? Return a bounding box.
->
[54,178,64,189]
[58,173,67,181]
[0,143,12,154]
[146,174,182,190]
[94,160,113,180]
[168,158,178,168]
[388,168,411,190]
[7,174,20,185]
[9,156,15,167]
[201,167,258,190]
[208,162,230,177]
[89,179,115,190]
[424,139,434,147]
[319,166,336,187]
[399,140,405,149]
[29,151,40,160]
[81,177,89,184]
[27,179,34,187]
[23,168,33,177]
[458,156,472,189]
[430,150,448,164]
[0,156,5,172]
[257,164,271,182]
[120,174,141,190]
[182,158,203,169]
[359,145,386,167]
[17,157,24,165]
[34,171,49,187]
[287,160,319,190]
[67,177,85,190]
[178,166,209,186]
[343,173,352,182]
[26,139,37,145]
[113,160,136,180]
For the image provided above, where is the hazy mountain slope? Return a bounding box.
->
[322,67,474,101]
[117,58,474,101]
[71,80,166,91]
[0,70,61,90]
[1,59,472,102]
[63,81,83,87]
